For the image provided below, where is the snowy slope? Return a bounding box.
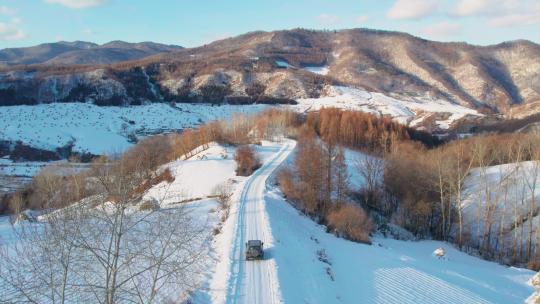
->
[265,187,535,304]
[144,143,237,205]
[461,161,540,251]
[0,103,267,155]
[303,66,330,75]
[0,85,480,159]
[1,139,536,303]
[203,140,535,304]
[294,85,482,130]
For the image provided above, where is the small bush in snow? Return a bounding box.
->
[234,145,261,176]
[327,204,373,244]
[528,260,540,272]
[139,199,160,211]
[213,182,233,220]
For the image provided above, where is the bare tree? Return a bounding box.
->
[523,136,540,261]
[356,154,383,211]
[448,142,475,249]
[0,155,208,304]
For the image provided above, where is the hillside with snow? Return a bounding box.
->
[0,85,481,159]
[0,139,537,303]
[0,103,267,155]
[294,85,483,131]
[461,161,540,262]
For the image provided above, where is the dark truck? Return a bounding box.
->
[245,240,264,260]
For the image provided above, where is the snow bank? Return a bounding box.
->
[275,60,291,68]
[527,272,540,304]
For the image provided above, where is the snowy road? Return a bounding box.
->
[225,141,294,304]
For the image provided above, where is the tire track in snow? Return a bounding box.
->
[226,142,292,304]
[373,267,491,304]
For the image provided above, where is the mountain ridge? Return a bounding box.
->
[0,41,183,66]
[0,28,539,123]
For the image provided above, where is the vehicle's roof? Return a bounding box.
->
[247,240,262,246]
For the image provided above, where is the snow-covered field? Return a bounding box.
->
[0,102,267,155]
[265,187,535,303]
[0,157,91,194]
[0,140,536,303]
[294,85,482,130]
[0,85,481,162]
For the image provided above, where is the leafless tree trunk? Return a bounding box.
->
[0,156,207,303]
[356,154,383,212]
[449,142,475,249]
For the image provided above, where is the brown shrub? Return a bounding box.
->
[121,135,173,179]
[131,168,175,198]
[234,145,261,176]
[528,259,540,272]
[139,199,160,211]
[327,204,373,244]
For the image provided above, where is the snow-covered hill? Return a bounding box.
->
[158,140,536,303]
[294,85,482,131]
[1,140,536,303]
[0,103,267,155]
[265,187,534,303]
[461,161,540,257]
[0,85,482,160]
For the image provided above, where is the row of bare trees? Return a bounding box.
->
[292,108,540,268]
[0,135,208,303]
[278,126,372,243]
[305,108,410,152]
[382,133,540,267]
[0,108,305,302]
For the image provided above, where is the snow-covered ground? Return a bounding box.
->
[0,157,91,194]
[294,85,482,130]
[0,140,536,303]
[0,85,481,163]
[303,66,330,75]
[462,161,540,252]
[184,140,535,303]
[144,143,238,205]
[265,185,535,303]
[275,60,291,68]
[0,102,267,155]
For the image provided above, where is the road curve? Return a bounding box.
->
[225,141,295,304]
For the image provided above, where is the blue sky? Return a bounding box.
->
[0,0,538,49]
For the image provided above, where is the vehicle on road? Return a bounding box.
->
[246,240,264,260]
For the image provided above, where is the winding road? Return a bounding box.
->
[225,141,295,304]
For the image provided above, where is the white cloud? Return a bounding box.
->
[317,14,341,25]
[387,0,438,20]
[453,0,491,16]
[355,15,369,24]
[0,6,16,15]
[422,21,462,38]
[0,21,26,41]
[45,0,108,9]
[488,7,540,27]
[452,0,540,28]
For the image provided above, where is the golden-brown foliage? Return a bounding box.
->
[306,108,410,153]
[234,145,261,176]
[327,204,373,244]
